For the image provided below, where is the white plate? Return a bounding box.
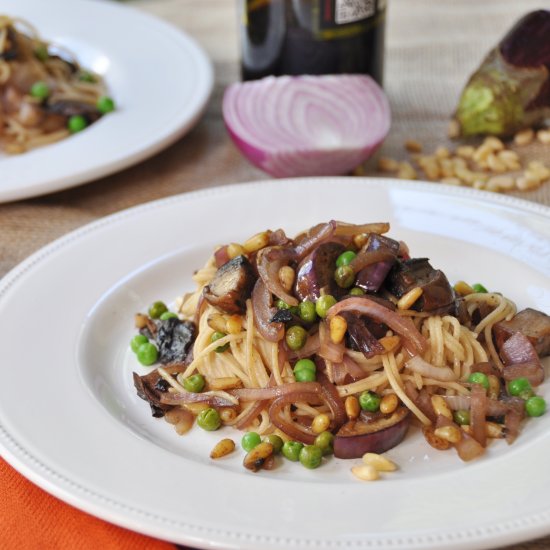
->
[0,0,213,203]
[1,178,550,550]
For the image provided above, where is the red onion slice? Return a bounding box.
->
[223,75,391,177]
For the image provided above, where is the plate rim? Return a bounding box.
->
[0,0,214,203]
[1,177,550,550]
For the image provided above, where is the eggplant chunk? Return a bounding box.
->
[334,407,410,459]
[294,242,345,301]
[203,255,256,314]
[385,258,455,313]
[355,234,400,292]
[494,308,550,358]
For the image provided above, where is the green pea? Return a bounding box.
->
[276,300,299,315]
[130,334,148,353]
[314,431,334,455]
[508,377,533,398]
[294,368,316,382]
[79,71,96,83]
[453,409,470,426]
[299,444,323,469]
[97,95,115,114]
[241,431,262,451]
[294,358,316,373]
[159,311,178,320]
[211,331,230,352]
[136,342,158,366]
[525,396,546,417]
[197,408,221,431]
[34,44,49,61]
[334,265,355,289]
[349,287,365,296]
[299,300,317,323]
[263,434,284,454]
[336,250,357,267]
[472,283,488,293]
[286,325,308,351]
[183,374,205,393]
[30,81,49,100]
[315,295,337,319]
[282,440,303,461]
[359,391,381,412]
[468,372,489,390]
[67,114,87,133]
[149,300,168,319]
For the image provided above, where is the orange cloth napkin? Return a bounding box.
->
[0,457,179,550]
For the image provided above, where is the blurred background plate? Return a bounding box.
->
[0,0,213,202]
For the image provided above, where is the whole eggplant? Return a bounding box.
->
[454,10,550,137]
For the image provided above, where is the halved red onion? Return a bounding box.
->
[251,279,285,342]
[160,390,236,408]
[223,75,391,177]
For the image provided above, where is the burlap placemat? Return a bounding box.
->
[1,0,549,548]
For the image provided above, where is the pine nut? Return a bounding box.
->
[536,129,550,145]
[379,335,401,353]
[497,149,521,169]
[454,281,475,296]
[487,375,500,400]
[243,231,270,253]
[353,233,368,248]
[431,395,453,419]
[345,396,360,420]
[435,146,451,159]
[226,314,243,335]
[362,452,398,471]
[405,139,423,153]
[527,161,550,181]
[312,413,331,434]
[165,408,194,435]
[423,161,441,181]
[210,438,236,459]
[456,145,475,159]
[514,128,534,146]
[434,425,462,444]
[243,441,274,471]
[423,425,451,450]
[487,153,507,173]
[483,136,504,151]
[377,157,399,172]
[473,143,493,164]
[219,407,237,423]
[135,313,148,329]
[486,421,505,439]
[207,313,227,333]
[516,175,541,191]
[454,167,476,185]
[351,464,379,481]
[439,158,455,177]
[452,157,468,170]
[227,242,245,259]
[396,161,418,180]
[380,393,399,414]
[397,287,423,310]
[330,314,348,344]
[278,266,295,292]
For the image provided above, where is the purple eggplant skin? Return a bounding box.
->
[333,407,410,459]
[454,10,550,137]
[355,234,399,292]
[294,242,345,301]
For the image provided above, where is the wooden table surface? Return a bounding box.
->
[1,1,549,549]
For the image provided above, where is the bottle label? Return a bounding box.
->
[313,0,384,40]
[335,0,376,25]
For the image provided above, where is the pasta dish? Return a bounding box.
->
[132,221,549,472]
[0,15,114,154]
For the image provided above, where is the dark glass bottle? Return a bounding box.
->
[239,0,386,85]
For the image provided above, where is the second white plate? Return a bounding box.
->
[1,178,549,549]
[0,0,213,202]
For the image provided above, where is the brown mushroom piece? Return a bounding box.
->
[203,255,256,314]
[494,308,550,358]
[45,99,102,123]
[385,258,455,313]
[133,364,184,417]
